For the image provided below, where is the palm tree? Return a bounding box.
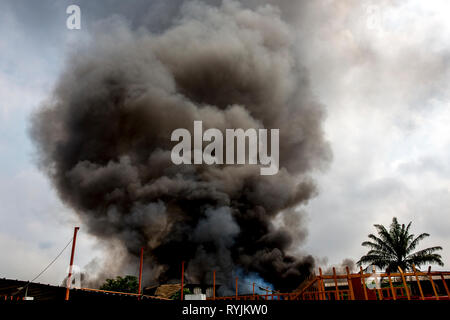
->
[357,217,444,272]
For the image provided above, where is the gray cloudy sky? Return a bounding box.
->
[1,0,450,285]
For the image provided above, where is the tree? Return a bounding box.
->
[171,288,192,300]
[99,275,138,293]
[357,217,444,272]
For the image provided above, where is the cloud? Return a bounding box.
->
[297,0,450,269]
[0,1,104,284]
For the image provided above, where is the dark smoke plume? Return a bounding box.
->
[31,1,331,292]
[323,258,356,275]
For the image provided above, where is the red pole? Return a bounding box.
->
[213,270,216,300]
[235,277,238,299]
[65,227,80,301]
[181,261,185,301]
[138,247,144,299]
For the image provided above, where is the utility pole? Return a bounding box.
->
[213,270,216,300]
[65,227,80,301]
[181,261,185,301]
[138,247,144,299]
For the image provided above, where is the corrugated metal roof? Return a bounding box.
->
[0,278,164,301]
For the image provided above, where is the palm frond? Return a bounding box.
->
[358,217,444,272]
[406,233,429,253]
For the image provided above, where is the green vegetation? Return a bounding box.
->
[171,288,192,300]
[99,275,139,293]
[357,217,444,272]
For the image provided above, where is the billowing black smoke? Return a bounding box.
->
[31,1,331,292]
